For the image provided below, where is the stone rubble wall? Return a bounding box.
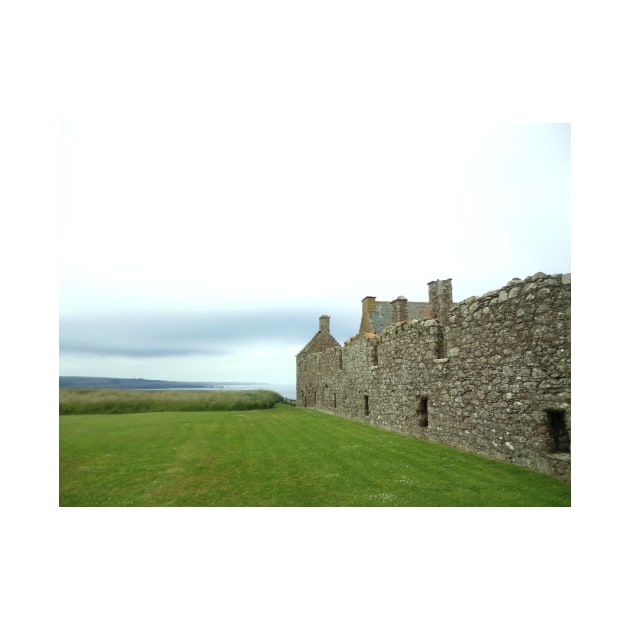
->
[296,273,571,478]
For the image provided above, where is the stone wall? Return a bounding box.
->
[296,273,571,478]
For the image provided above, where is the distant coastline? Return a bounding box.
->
[59,376,269,390]
[59,376,296,399]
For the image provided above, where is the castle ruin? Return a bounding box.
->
[296,273,571,478]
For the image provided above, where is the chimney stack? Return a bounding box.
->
[391,296,409,324]
[360,297,377,334]
[319,315,330,334]
[428,279,453,323]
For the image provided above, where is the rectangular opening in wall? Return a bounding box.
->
[364,395,369,416]
[333,393,337,409]
[417,396,429,427]
[369,342,378,366]
[546,410,570,453]
[437,328,446,359]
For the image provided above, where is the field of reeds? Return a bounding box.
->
[59,387,284,415]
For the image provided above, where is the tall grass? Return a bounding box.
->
[59,388,284,415]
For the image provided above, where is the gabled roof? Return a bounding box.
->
[297,328,340,358]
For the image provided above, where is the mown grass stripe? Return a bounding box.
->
[59,404,570,507]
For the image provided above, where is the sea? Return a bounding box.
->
[225,383,296,400]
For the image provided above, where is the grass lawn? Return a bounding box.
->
[59,404,570,507]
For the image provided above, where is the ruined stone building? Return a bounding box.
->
[296,273,571,478]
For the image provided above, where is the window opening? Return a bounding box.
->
[364,395,369,416]
[437,328,446,359]
[369,342,378,367]
[416,396,429,427]
[546,410,569,453]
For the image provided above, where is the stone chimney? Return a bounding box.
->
[391,296,408,324]
[428,279,453,323]
[319,315,331,334]
[360,297,376,334]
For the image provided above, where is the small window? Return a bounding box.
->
[417,396,429,427]
[369,342,378,367]
[437,328,446,359]
[364,395,370,416]
[333,393,337,408]
[546,410,570,453]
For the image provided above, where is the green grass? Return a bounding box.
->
[59,404,570,507]
[59,387,285,414]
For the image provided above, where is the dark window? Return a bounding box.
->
[546,410,570,453]
[333,393,337,408]
[369,342,378,367]
[417,396,429,427]
[364,395,369,416]
[437,328,446,359]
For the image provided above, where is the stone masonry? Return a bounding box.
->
[296,273,571,478]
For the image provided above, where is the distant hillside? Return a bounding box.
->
[59,376,267,390]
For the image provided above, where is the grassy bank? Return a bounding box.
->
[59,404,570,507]
[59,387,284,414]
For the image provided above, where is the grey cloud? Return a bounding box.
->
[59,308,358,359]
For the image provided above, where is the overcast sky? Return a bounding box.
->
[57,5,571,388]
